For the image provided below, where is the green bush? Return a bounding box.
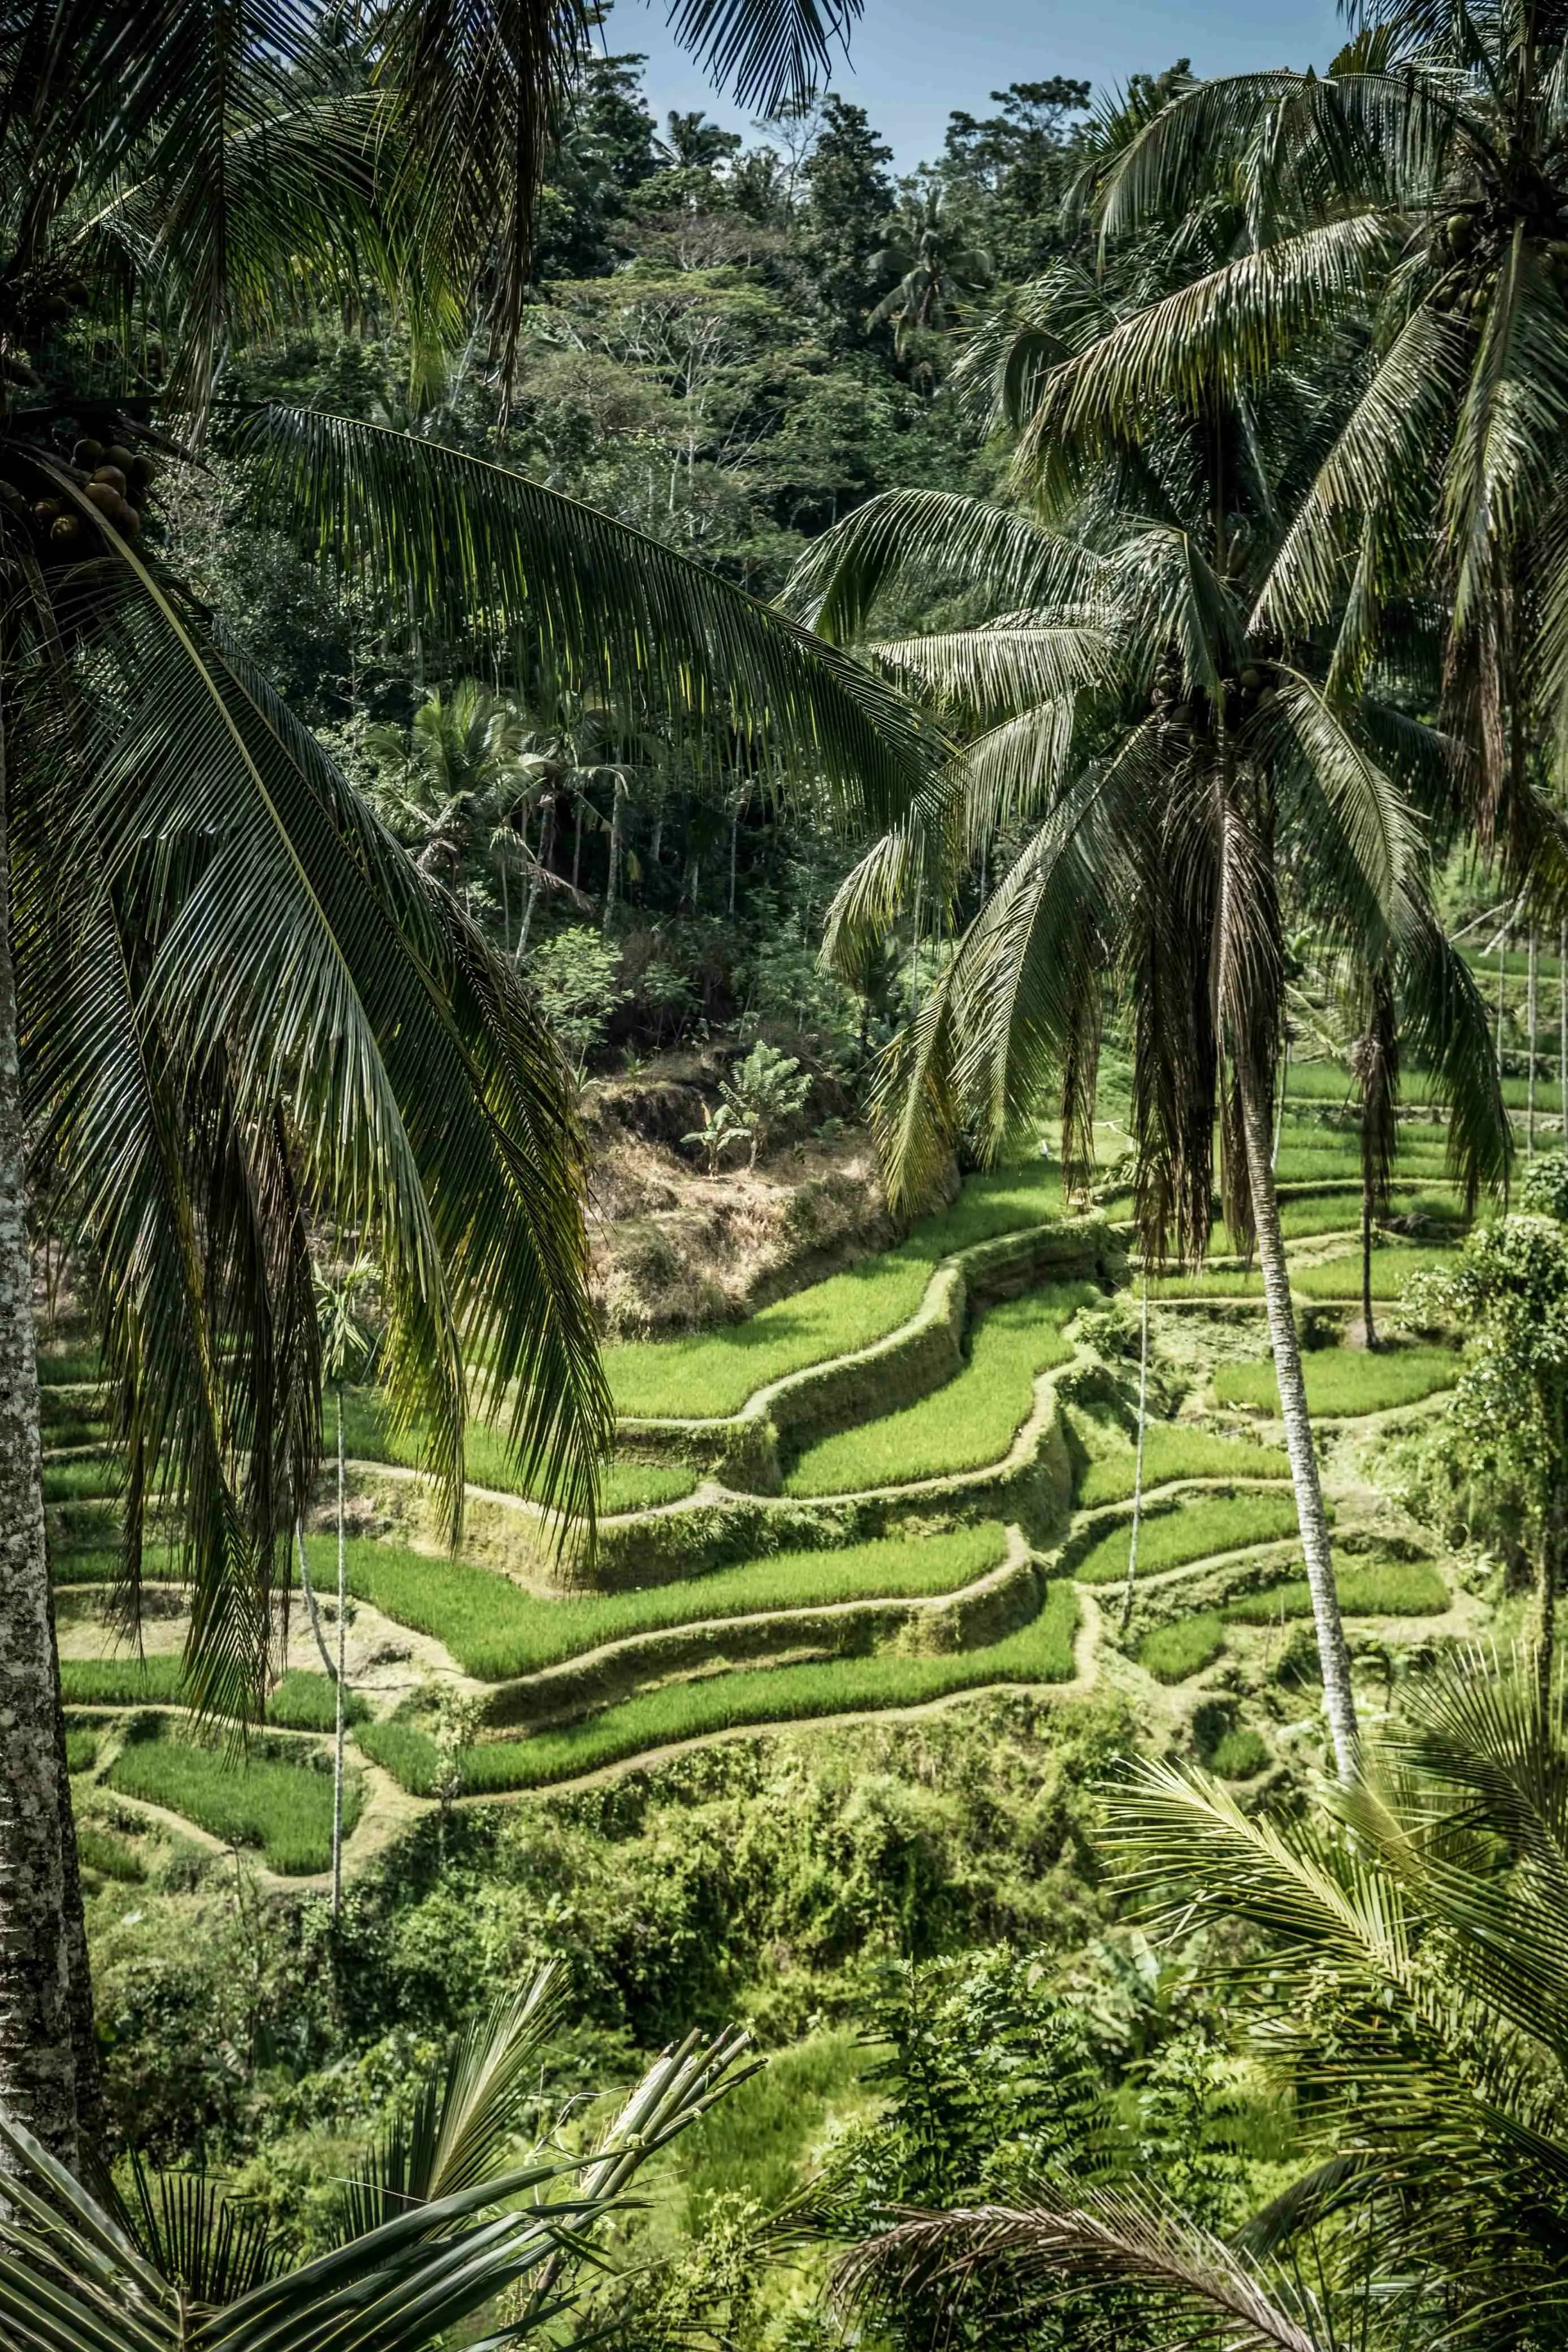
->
[77,1824,146,1882]
[1210,1726,1268,1778]
[337,1394,694,1513]
[784,1284,1096,1497]
[1076,1425,1289,1508]
[1223,1560,1448,1621]
[603,1164,1068,1421]
[360,1579,1081,1793]
[64,1728,98,1774]
[106,1735,357,1874]
[1138,1614,1225,1683]
[267,1671,369,1731]
[298,1524,1011,1681]
[1073,1491,1303,1584]
[1213,1343,1458,1417]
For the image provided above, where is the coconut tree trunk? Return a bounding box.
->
[1560,918,1566,1140]
[1539,1496,1561,1717]
[1271,1025,1289,1171]
[1361,1178,1376,1353]
[295,1521,335,1680]
[0,724,91,2167]
[1237,1062,1358,1781]
[332,1386,346,1922]
[1528,927,1539,1156]
[602,777,625,935]
[1119,1268,1151,1635]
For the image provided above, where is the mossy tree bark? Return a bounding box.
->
[0,718,93,2167]
[1237,1062,1358,1781]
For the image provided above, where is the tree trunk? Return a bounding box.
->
[1528,927,1539,1157]
[295,1521,336,1681]
[332,1388,346,1922]
[1361,1176,1376,1352]
[602,777,625,935]
[1560,918,1566,1142]
[1498,927,1508,1078]
[0,716,88,2167]
[1237,1062,1359,1781]
[1271,1027,1289,1170]
[1119,1269,1151,1635]
[1539,1498,1561,1718]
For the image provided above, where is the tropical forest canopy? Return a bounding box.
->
[15,5,1568,2352]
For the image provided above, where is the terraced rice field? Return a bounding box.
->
[49,1113,1499,1862]
[1213,1343,1458,1416]
[603,1162,1064,1419]
[783,1283,1097,1496]
[358,1576,1081,1794]
[106,1731,356,1873]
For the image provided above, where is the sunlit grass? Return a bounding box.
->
[1139,1613,1225,1682]
[1076,1424,1290,1507]
[1214,1343,1458,1416]
[336,1394,695,1513]
[1223,1560,1448,1620]
[106,1733,356,1874]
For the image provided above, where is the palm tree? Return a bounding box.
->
[835,1649,1568,2348]
[869,188,992,349]
[312,1263,377,1921]
[1349,960,1399,1350]
[0,0,934,2167]
[1068,15,1568,902]
[2,1962,755,2352]
[366,682,533,918]
[788,222,1508,1778]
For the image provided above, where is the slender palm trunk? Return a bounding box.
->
[1119,1268,1150,1634]
[1539,1497,1561,1718]
[0,720,93,2165]
[295,1520,335,1680]
[1237,1063,1358,1780]
[1498,928,1508,1078]
[602,779,625,935]
[1528,928,1539,1156]
[1272,1027,1289,1170]
[332,1387,346,1922]
[1560,919,1566,1140]
[1361,1177,1376,1352]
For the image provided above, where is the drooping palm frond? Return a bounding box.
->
[866,613,1117,725]
[247,408,941,834]
[835,2193,1325,2352]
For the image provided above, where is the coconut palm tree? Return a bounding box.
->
[787,217,1509,1783]
[2,1962,755,2352]
[869,188,992,349]
[1063,12,1568,900]
[834,1649,1568,2349]
[0,0,933,2170]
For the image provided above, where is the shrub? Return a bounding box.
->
[721,1041,812,1164]
[106,1735,357,1874]
[77,1824,145,1882]
[1073,1492,1303,1584]
[360,1579,1081,1793]
[1076,1425,1289,1508]
[528,927,625,1068]
[1213,1343,1458,1417]
[1210,1726,1268,1778]
[1223,1560,1448,1621]
[298,1524,1011,1681]
[1138,1614,1225,1683]
[785,1285,1096,1497]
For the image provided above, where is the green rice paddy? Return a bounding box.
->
[1223,1559,1449,1620]
[783,1283,1096,1496]
[302,1523,1012,1683]
[1076,1424,1290,1507]
[358,1576,1081,1794]
[1072,1491,1304,1584]
[1139,1614,1226,1682]
[106,1733,356,1874]
[1213,1343,1458,1416]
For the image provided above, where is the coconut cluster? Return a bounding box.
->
[1150,662,1278,741]
[4,435,157,557]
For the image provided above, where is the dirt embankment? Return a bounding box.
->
[581,1056,915,1339]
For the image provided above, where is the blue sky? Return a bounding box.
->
[618,0,1346,169]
